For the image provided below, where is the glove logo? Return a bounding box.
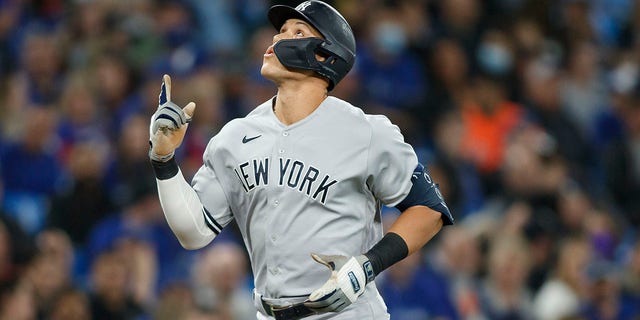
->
[363,261,374,283]
[348,271,360,293]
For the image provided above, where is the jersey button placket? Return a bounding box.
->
[266,128,288,284]
[279,130,289,154]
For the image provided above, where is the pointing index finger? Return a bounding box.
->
[159,74,172,105]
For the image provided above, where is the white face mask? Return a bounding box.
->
[477,42,513,76]
[610,61,638,94]
[373,22,407,57]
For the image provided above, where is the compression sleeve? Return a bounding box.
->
[156,168,216,250]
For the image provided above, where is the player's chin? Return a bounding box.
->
[260,62,280,82]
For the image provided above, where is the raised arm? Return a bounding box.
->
[148,74,216,250]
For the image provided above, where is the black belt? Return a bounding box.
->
[261,298,315,320]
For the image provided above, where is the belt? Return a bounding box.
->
[261,298,316,320]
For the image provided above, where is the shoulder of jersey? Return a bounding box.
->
[326,96,396,130]
[325,96,369,122]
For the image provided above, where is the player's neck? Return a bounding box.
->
[274,81,328,125]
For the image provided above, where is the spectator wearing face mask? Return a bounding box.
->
[354,4,428,145]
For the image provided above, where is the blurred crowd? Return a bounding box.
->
[1,0,640,319]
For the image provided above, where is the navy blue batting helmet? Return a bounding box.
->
[268,0,356,90]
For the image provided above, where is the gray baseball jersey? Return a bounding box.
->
[191,96,417,299]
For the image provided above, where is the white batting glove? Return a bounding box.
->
[304,253,375,313]
[149,74,196,162]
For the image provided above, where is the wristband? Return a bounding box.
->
[364,232,409,276]
[150,157,179,180]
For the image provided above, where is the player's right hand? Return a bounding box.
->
[149,74,196,162]
[304,254,373,314]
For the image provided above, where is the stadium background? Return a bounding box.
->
[1,0,640,319]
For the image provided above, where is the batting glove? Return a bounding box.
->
[149,74,196,162]
[304,253,375,313]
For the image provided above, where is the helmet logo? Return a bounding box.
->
[296,1,312,11]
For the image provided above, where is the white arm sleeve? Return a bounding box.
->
[156,168,216,250]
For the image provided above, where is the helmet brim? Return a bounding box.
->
[268,5,317,35]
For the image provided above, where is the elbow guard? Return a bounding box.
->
[395,163,454,225]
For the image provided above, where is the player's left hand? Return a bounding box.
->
[304,253,374,313]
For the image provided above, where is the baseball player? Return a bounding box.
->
[148,1,454,319]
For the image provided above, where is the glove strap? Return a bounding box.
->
[149,150,175,163]
[148,139,175,163]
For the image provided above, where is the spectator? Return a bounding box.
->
[431,109,484,218]
[46,287,92,320]
[8,29,66,106]
[521,56,593,186]
[0,107,65,235]
[581,259,640,319]
[88,250,145,320]
[602,90,640,227]
[0,0,22,77]
[191,241,254,320]
[0,279,37,320]
[104,114,156,209]
[460,72,525,195]
[479,233,534,320]
[149,0,207,78]
[48,141,112,247]
[85,170,182,301]
[378,247,451,320]
[559,41,609,140]
[176,70,226,178]
[583,210,621,261]
[533,235,592,320]
[0,214,36,285]
[23,229,75,318]
[556,186,594,235]
[153,282,198,320]
[501,125,569,209]
[423,225,484,319]
[355,4,427,143]
[421,38,470,135]
[186,0,248,56]
[620,238,640,310]
[91,52,142,138]
[431,0,483,64]
[56,73,109,155]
